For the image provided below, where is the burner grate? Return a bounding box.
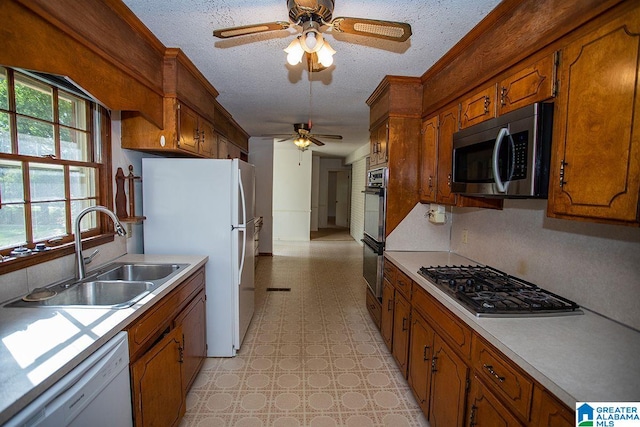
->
[418,265,581,317]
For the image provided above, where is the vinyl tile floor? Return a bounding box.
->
[179,238,429,427]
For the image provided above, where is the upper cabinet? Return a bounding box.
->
[460,84,497,129]
[367,77,422,236]
[121,48,248,159]
[498,53,557,116]
[548,5,640,225]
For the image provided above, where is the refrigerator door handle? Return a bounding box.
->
[237,168,247,285]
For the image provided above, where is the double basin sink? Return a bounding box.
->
[5,262,188,309]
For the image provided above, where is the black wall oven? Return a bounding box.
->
[362,167,387,301]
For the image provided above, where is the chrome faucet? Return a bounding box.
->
[75,206,126,279]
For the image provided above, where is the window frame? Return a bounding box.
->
[0,67,114,274]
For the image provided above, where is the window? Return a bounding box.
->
[0,67,112,268]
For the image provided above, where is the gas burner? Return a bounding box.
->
[418,264,581,317]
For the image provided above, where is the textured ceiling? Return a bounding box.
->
[122,0,501,158]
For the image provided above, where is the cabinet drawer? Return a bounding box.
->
[366,287,382,329]
[395,269,412,299]
[411,284,472,359]
[383,259,397,283]
[460,84,497,128]
[128,267,205,360]
[472,336,534,422]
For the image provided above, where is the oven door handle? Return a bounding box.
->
[492,127,515,193]
[362,187,384,196]
[361,236,384,255]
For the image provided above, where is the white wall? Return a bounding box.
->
[311,156,320,232]
[450,199,640,331]
[272,142,312,241]
[349,156,367,244]
[249,137,274,254]
[386,203,452,252]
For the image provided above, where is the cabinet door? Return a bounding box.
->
[429,334,469,427]
[369,127,379,166]
[199,119,217,158]
[468,376,524,427]
[131,326,185,427]
[408,310,435,416]
[377,120,389,164]
[460,84,497,129]
[532,389,574,427]
[380,279,395,351]
[366,287,382,330]
[420,116,438,203]
[177,103,199,154]
[217,133,229,159]
[175,290,206,393]
[498,53,557,115]
[548,9,640,224]
[436,105,459,205]
[392,292,411,377]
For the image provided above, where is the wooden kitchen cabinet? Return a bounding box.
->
[122,98,214,157]
[392,291,411,377]
[468,375,524,427]
[367,77,422,236]
[174,289,207,393]
[531,388,574,427]
[126,266,206,427]
[460,84,497,129]
[131,326,185,427]
[548,6,640,226]
[436,105,459,205]
[198,119,218,158]
[429,334,469,427]
[380,278,395,351]
[420,116,438,203]
[498,53,557,116]
[408,309,435,416]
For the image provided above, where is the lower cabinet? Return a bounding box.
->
[429,334,469,427]
[408,310,435,415]
[468,376,524,427]
[391,291,411,376]
[131,326,185,427]
[380,279,395,351]
[126,267,207,427]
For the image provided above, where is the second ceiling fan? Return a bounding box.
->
[263,122,342,151]
[213,0,412,70]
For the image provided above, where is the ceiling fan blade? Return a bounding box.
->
[213,21,290,39]
[311,134,343,140]
[277,137,296,143]
[309,137,325,146]
[331,17,412,42]
[261,133,296,137]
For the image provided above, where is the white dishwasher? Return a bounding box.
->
[6,331,133,427]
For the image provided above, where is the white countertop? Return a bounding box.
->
[0,254,208,424]
[385,251,640,407]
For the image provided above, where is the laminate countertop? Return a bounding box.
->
[385,251,640,408]
[0,254,208,424]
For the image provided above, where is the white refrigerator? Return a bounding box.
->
[142,158,256,357]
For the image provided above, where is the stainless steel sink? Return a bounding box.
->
[96,264,181,282]
[4,262,189,309]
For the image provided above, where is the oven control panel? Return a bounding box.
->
[367,167,387,188]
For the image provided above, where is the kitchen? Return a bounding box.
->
[1,0,640,426]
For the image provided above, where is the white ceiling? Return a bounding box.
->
[122,0,501,158]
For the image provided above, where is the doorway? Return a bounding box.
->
[327,170,351,228]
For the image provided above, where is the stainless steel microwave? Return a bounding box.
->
[452,102,553,198]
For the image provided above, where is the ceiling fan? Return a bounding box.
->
[263,122,343,151]
[213,0,412,70]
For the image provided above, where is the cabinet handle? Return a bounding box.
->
[500,87,507,106]
[431,356,438,372]
[447,173,452,188]
[387,299,393,311]
[559,160,568,187]
[428,176,433,188]
[470,404,478,427]
[179,335,185,363]
[402,317,408,331]
[483,95,491,114]
[483,363,505,383]
[423,345,430,361]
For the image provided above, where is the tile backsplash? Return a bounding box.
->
[450,199,640,331]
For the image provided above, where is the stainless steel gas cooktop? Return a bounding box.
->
[418,265,582,317]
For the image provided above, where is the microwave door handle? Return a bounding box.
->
[492,127,512,193]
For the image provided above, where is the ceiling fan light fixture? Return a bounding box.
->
[316,40,336,67]
[294,137,311,150]
[302,30,324,52]
[285,37,305,65]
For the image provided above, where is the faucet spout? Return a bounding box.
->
[75,206,126,279]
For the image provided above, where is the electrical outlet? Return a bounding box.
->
[462,229,468,244]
